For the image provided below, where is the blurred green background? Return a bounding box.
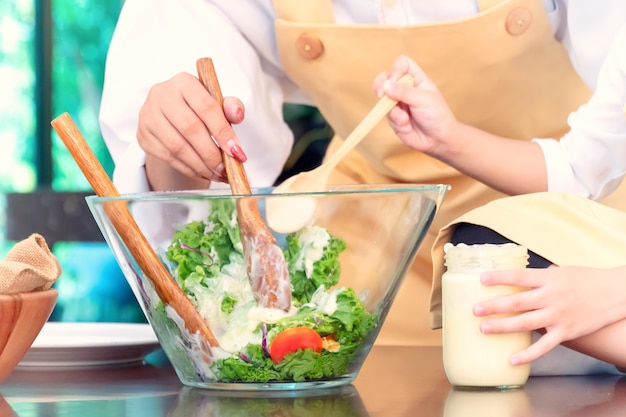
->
[1,0,117,192]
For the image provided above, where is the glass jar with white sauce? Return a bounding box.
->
[442,243,531,390]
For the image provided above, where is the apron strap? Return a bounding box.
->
[477,0,508,12]
[273,0,335,23]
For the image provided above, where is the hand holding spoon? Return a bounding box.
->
[266,74,414,233]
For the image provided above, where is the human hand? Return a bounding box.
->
[137,72,247,186]
[372,55,459,157]
[474,266,626,366]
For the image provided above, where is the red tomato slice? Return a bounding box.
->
[269,327,323,364]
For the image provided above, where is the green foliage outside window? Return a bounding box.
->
[52,0,123,189]
[0,0,37,192]
[0,0,122,193]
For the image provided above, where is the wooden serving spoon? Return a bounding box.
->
[196,58,292,312]
[51,113,220,350]
[265,74,414,233]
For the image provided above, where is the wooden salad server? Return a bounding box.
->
[196,58,292,312]
[51,113,220,350]
[265,74,414,233]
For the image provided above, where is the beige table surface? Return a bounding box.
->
[1,346,624,416]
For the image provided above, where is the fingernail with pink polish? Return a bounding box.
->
[216,163,226,178]
[235,108,244,122]
[227,140,247,162]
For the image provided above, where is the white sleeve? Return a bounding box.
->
[533,24,626,200]
[532,138,589,197]
[559,1,626,90]
[99,0,294,194]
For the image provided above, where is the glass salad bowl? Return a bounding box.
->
[86,183,448,390]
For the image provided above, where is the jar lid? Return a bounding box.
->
[444,242,528,258]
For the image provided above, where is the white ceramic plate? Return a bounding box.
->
[17,322,161,368]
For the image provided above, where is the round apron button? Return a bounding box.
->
[505,7,532,36]
[295,34,324,60]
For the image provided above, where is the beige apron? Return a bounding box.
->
[430,193,626,328]
[272,0,626,345]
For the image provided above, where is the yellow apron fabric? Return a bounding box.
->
[272,0,626,345]
[430,192,626,328]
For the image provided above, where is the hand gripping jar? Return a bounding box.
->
[442,243,531,390]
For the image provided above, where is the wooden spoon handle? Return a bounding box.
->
[322,74,414,173]
[196,58,251,195]
[51,113,219,348]
[195,58,292,311]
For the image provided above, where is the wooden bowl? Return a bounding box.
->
[0,289,58,383]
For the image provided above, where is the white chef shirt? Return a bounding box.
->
[99,0,626,194]
[534,23,626,200]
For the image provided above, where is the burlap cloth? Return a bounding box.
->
[0,234,62,295]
